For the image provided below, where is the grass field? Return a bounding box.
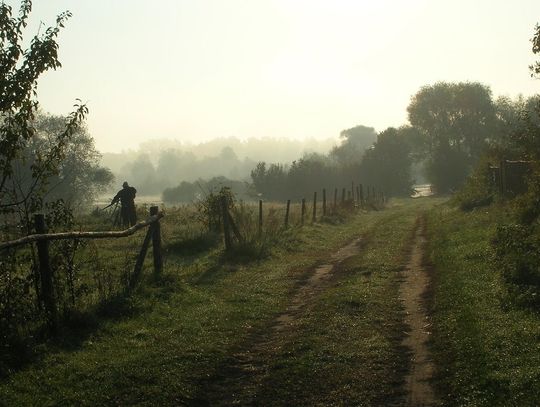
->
[8,196,539,406]
[0,198,441,406]
[427,203,540,406]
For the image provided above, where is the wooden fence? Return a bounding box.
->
[0,206,164,332]
[1,184,385,333]
[489,160,532,197]
[220,182,386,251]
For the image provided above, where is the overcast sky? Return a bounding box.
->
[13,0,540,152]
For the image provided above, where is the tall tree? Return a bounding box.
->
[407,82,496,191]
[360,127,412,196]
[331,125,377,165]
[0,1,87,219]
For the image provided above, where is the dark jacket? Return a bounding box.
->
[112,186,137,207]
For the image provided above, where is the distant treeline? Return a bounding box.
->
[162,176,253,204]
[249,125,413,201]
[245,84,540,200]
[102,137,335,195]
[161,125,413,203]
[114,83,540,204]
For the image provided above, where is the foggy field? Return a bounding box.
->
[2,1,540,405]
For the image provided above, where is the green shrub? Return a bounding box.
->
[493,224,540,307]
[453,156,495,211]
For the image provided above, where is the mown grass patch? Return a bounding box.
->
[427,203,540,406]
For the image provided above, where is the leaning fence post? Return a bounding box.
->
[285,199,291,228]
[258,199,263,237]
[132,223,153,289]
[301,198,306,225]
[150,206,163,275]
[34,214,57,332]
[312,191,317,222]
[322,188,327,216]
[221,196,232,251]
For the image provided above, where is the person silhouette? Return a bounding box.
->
[111,181,137,226]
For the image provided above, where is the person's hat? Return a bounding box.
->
[122,181,128,187]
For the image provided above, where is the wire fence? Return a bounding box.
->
[0,181,386,373]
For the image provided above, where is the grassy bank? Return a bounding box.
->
[427,203,540,406]
[0,198,438,405]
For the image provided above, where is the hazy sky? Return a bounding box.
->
[14,0,540,152]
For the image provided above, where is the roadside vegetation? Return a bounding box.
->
[0,198,439,405]
[427,203,540,406]
[425,27,540,403]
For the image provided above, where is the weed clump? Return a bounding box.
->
[491,166,540,308]
[453,156,495,212]
[493,224,540,308]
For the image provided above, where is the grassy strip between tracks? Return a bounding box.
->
[1,198,437,406]
[203,198,438,406]
[427,203,540,406]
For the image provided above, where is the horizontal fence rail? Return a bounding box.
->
[0,206,164,334]
[0,213,164,251]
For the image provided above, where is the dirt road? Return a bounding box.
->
[194,212,438,406]
[400,216,438,406]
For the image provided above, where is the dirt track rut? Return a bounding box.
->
[400,216,438,406]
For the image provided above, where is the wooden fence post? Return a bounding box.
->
[221,196,232,251]
[322,188,327,216]
[359,184,364,207]
[285,199,291,228]
[34,214,57,332]
[132,224,153,289]
[341,188,345,205]
[351,181,355,205]
[312,191,317,222]
[301,198,306,225]
[356,186,360,205]
[258,199,263,237]
[334,188,338,211]
[150,206,162,275]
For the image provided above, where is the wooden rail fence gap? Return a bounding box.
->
[285,199,291,228]
[322,188,327,216]
[34,214,57,333]
[301,198,306,226]
[258,199,263,237]
[150,206,163,275]
[312,192,317,223]
[221,196,232,251]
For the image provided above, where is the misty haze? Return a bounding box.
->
[1,1,540,406]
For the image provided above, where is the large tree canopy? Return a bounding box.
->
[330,125,377,165]
[0,1,88,217]
[407,82,496,191]
[359,127,412,196]
[407,82,496,159]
